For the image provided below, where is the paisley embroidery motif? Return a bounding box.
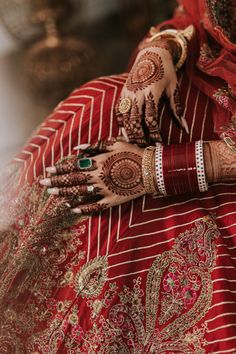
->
[213,86,234,110]
[76,215,219,353]
[74,256,108,298]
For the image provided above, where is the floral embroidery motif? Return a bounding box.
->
[74,256,108,298]
[198,43,217,69]
[213,86,234,110]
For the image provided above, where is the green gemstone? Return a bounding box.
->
[78,158,92,170]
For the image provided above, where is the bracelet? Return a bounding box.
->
[147,25,195,71]
[154,141,208,195]
[195,140,208,192]
[155,144,167,195]
[142,146,157,195]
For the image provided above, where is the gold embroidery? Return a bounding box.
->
[74,256,108,299]
[0,165,220,353]
[0,164,87,353]
[79,216,219,353]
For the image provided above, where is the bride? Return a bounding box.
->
[1,0,236,352]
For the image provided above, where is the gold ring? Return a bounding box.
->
[119,97,132,114]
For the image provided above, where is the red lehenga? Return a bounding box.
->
[1,1,236,353]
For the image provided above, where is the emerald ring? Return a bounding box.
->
[77,157,96,171]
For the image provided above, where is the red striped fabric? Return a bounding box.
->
[7,72,236,353]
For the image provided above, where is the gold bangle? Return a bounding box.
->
[142,146,157,195]
[147,25,195,71]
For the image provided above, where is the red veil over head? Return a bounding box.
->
[166,0,236,132]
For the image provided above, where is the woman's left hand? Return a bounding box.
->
[40,139,146,215]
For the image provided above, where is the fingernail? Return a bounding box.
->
[71,207,82,214]
[65,202,71,208]
[47,187,59,195]
[73,144,91,151]
[39,178,52,186]
[181,117,189,134]
[46,166,57,174]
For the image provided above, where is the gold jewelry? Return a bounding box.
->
[147,25,195,71]
[142,146,157,195]
[119,97,132,114]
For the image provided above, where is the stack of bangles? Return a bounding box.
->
[142,141,208,196]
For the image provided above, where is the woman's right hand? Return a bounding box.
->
[116,38,189,146]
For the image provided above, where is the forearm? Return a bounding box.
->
[143,140,236,197]
[204,141,236,183]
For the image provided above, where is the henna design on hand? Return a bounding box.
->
[145,92,162,143]
[173,85,184,118]
[59,185,102,197]
[129,99,146,145]
[77,203,108,215]
[99,152,144,196]
[51,172,92,187]
[56,156,78,174]
[139,38,181,64]
[126,51,164,93]
[84,138,117,155]
[122,112,136,142]
[115,102,125,127]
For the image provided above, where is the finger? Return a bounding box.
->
[122,112,136,143]
[129,98,147,146]
[121,127,129,142]
[115,102,124,127]
[167,83,189,134]
[75,138,118,155]
[40,172,93,187]
[46,156,78,174]
[47,184,102,197]
[71,200,109,215]
[46,157,97,175]
[68,194,101,208]
[144,92,162,144]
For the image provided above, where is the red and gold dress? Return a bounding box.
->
[0,1,236,353]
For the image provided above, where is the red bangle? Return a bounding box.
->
[157,141,207,195]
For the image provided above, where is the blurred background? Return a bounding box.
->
[0,0,176,167]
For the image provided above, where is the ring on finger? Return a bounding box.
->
[118,97,132,114]
[59,184,99,197]
[77,157,96,171]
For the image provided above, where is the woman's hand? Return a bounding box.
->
[116,38,189,146]
[40,139,146,215]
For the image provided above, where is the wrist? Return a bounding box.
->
[146,25,195,71]
[142,141,208,196]
[153,37,181,64]
[204,141,236,183]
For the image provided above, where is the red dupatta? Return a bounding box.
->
[162,0,236,133]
